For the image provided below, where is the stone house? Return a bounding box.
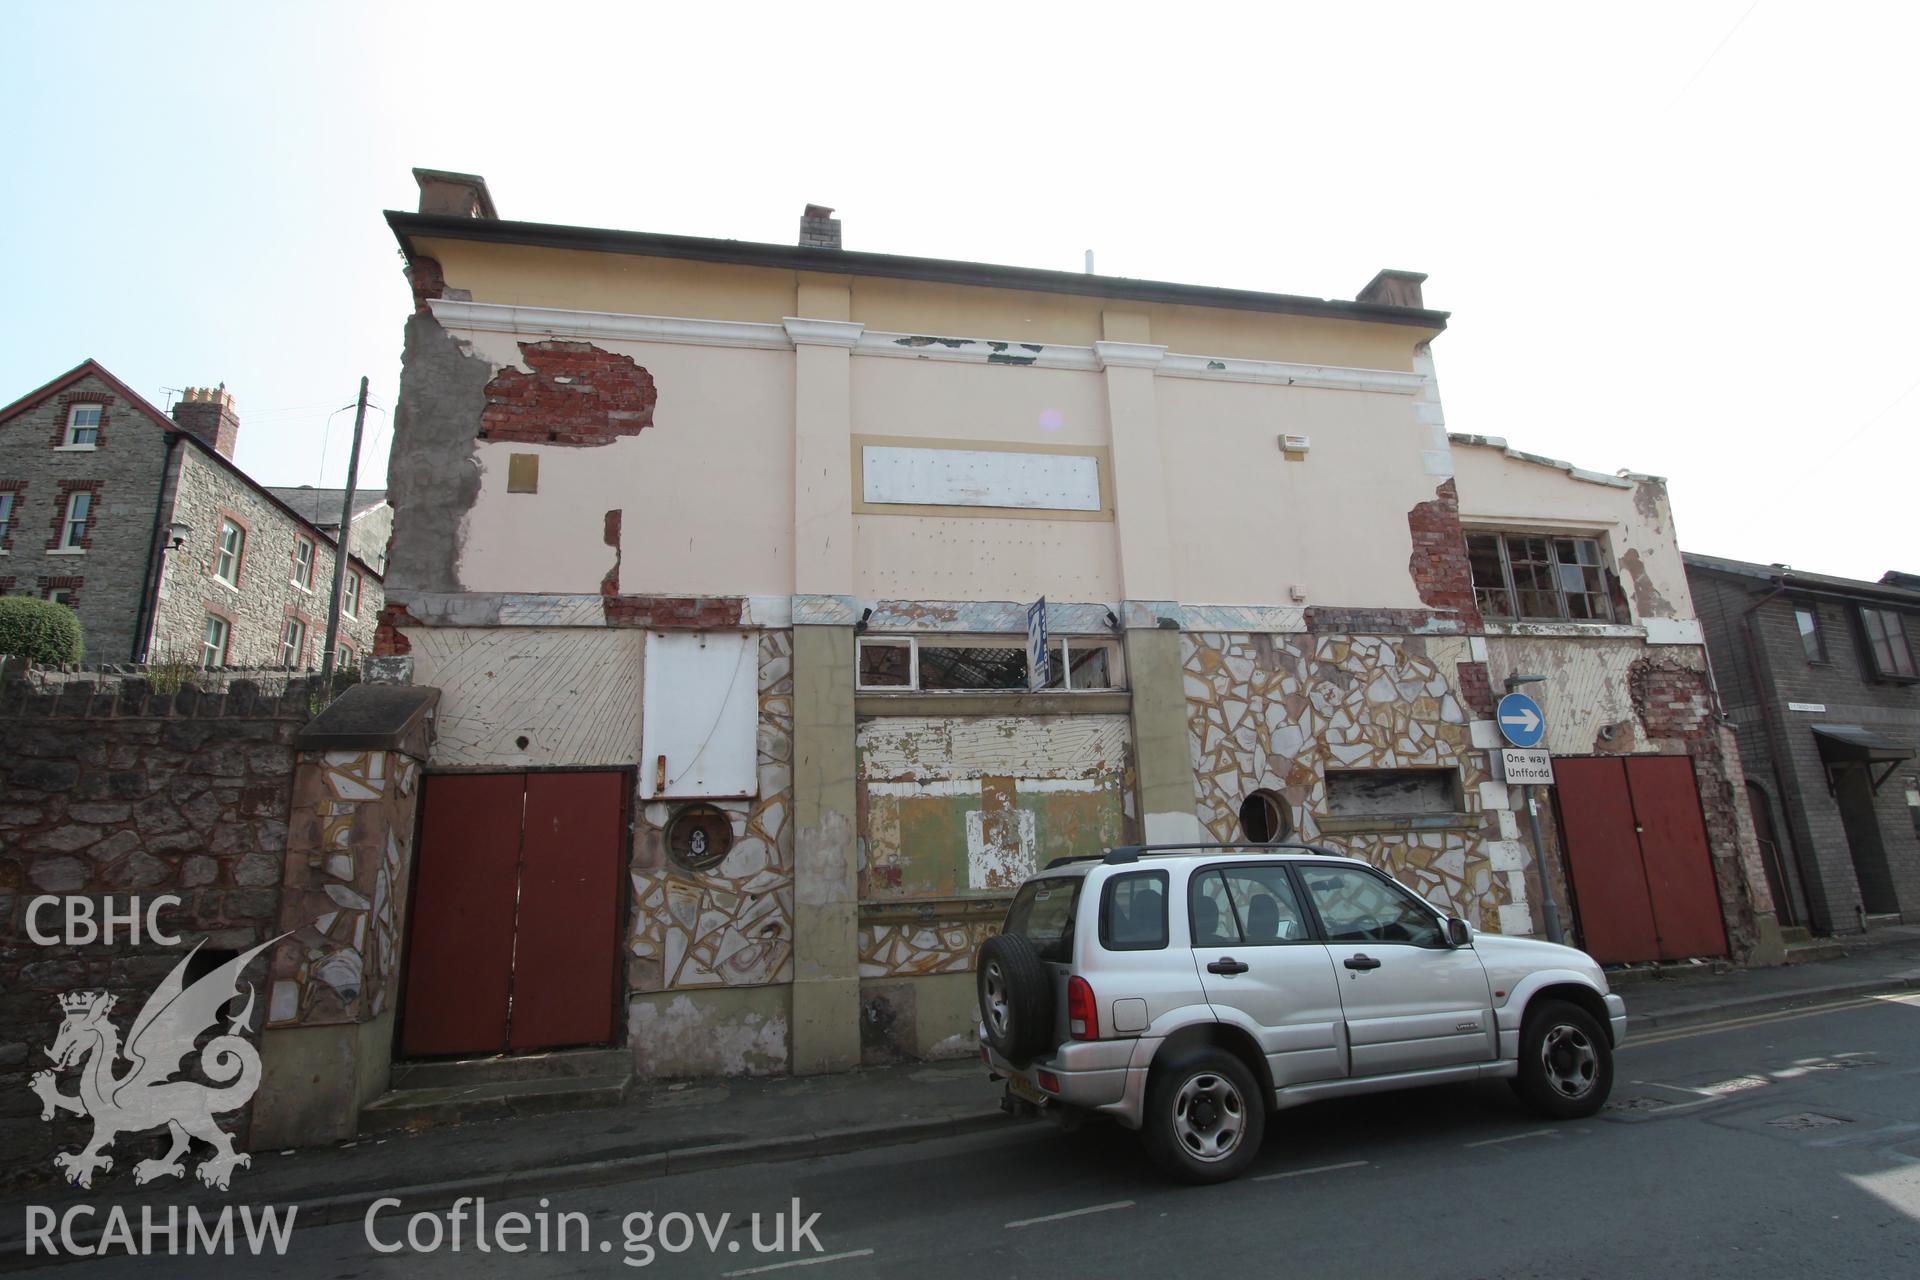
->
[0,361,385,669]
[1685,554,1919,934]
[358,168,1777,1101]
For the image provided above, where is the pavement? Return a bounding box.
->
[6,923,1919,1262]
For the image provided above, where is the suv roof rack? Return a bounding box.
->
[1099,841,1343,865]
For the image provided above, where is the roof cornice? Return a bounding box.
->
[386,211,1449,331]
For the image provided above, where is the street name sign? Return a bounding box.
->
[1501,748,1555,785]
[1497,692,1546,748]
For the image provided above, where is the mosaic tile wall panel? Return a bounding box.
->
[268,748,422,1027]
[1184,631,1522,933]
[627,631,795,991]
[858,921,1001,979]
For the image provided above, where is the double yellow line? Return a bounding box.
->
[1623,990,1920,1050]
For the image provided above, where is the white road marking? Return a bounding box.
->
[1464,1129,1558,1148]
[722,1248,876,1276]
[1254,1159,1370,1181]
[1625,992,1920,1048]
[1004,1200,1135,1229]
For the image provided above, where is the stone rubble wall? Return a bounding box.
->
[0,666,320,1180]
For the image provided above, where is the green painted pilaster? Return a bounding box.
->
[790,624,862,1073]
[1125,623,1203,844]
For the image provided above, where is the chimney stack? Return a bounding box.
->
[1356,269,1428,310]
[799,204,842,250]
[413,167,498,220]
[172,386,239,459]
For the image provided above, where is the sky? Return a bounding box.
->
[4,1,1913,580]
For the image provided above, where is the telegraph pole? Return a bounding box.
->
[319,376,369,690]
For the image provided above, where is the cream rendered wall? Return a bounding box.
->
[1449,444,1697,625]
[848,356,1122,602]
[423,236,1439,374]
[416,238,801,323]
[447,328,796,596]
[1154,377,1438,610]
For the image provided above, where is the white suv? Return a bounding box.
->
[977,843,1625,1183]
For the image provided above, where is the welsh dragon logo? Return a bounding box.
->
[30,937,280,1191]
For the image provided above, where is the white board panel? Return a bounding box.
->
[861,445,1101,511]
[640,631,758,798]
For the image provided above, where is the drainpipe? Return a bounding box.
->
[1738,579,1821,931]
[130,432,183,663]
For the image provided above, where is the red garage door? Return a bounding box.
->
[1553,756,1728,965]
[400,771,626,1057]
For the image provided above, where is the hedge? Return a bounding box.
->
[0,597,85,664]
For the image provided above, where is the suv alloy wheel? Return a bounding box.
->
[1142,1046,1266,1183]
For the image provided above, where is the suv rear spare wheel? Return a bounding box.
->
[977,932,1055,1064]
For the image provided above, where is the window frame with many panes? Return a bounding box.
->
[1859,607,1917,682]
[279,617,307,669]
[61,404,101,449]
[201,614,231,668]
[58,492,93,550]
[290,537,316,590]
[1465,530,1613,624]
[854,634,1124,693]
[214,518,246,587]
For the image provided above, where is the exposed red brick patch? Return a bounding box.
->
[603,595,745,629]
[409,256,446,315]
[480,341,658,446]
[1630,657,1714,740]
[601,509,623,597]
[373,601,421,656]
[1407,479,1483,629]
[1456,661,1496,718]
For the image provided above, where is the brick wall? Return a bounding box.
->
[0,372,173,662]
[479,341,658,446]
[0,667,321,1180]
[1686,563,1920,933]
[148,448,381,670]
[1406,478,1483,629]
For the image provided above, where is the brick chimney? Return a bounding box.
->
[799,204,842,249]
[413,167,498,219]
[172,386,239,459]
[1356,269,1428,309]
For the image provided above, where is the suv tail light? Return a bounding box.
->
[1067,976,1098,1040]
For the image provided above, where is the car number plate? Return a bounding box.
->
[1006,1073,1048,1106]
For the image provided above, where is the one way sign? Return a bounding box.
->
[1497,692,1546,748]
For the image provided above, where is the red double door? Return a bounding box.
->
[1553,755,1728,965]
[400,772,626,1057]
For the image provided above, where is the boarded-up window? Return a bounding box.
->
[640,631,757,798]
[1326,769,1457,817]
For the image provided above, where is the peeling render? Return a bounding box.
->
[601,508,623,597]
[855,714,1132,939]
[1620,548,1676,619]
[387,314,491,597]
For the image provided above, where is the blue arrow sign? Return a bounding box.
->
[1497,692,1546,748]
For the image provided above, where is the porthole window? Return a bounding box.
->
[1239,790,1292,844]
[666,803,735,872]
